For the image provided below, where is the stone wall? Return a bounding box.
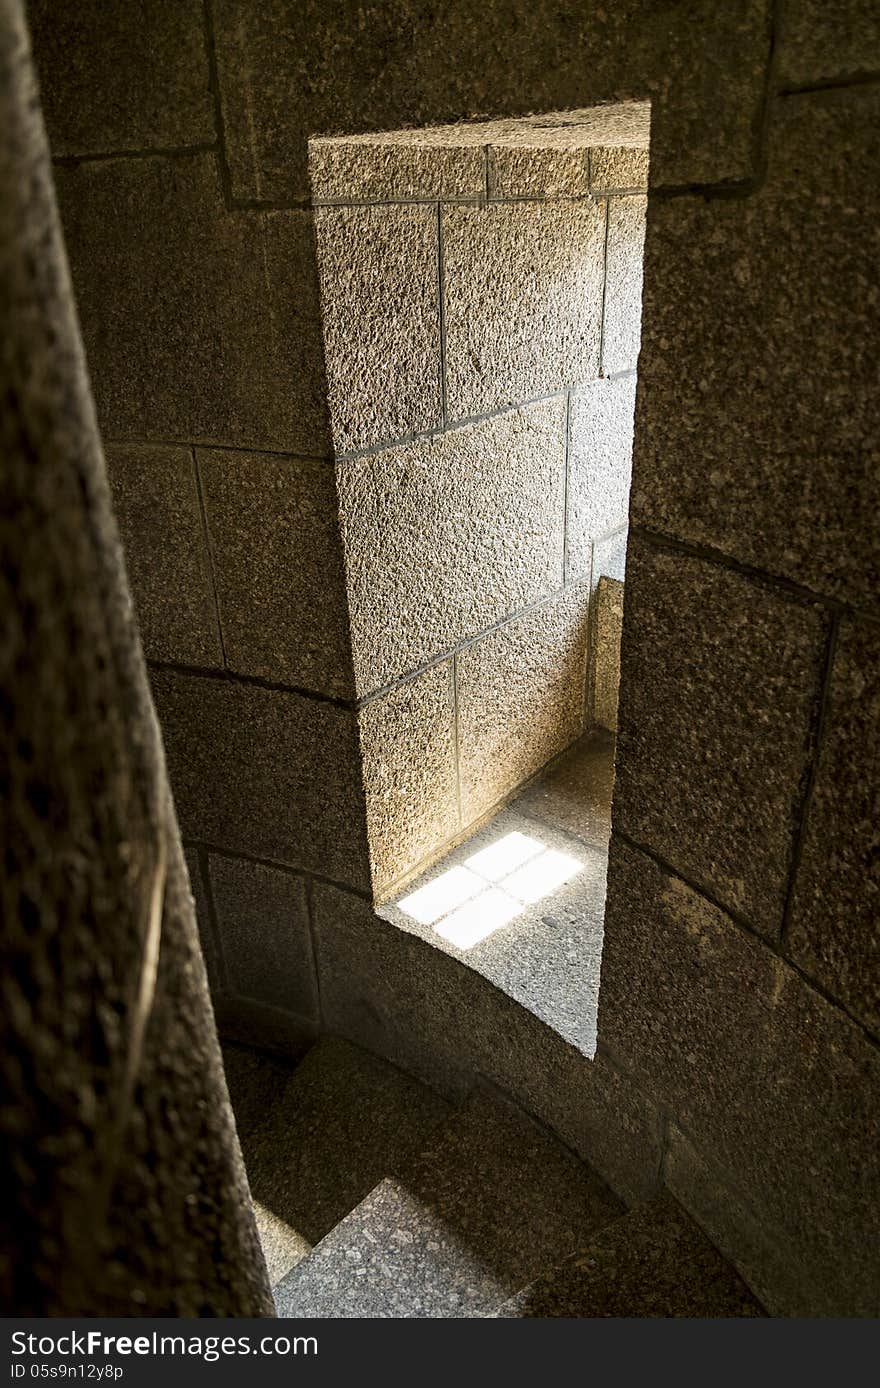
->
[311,118,644,896]
[28,0,880,1316]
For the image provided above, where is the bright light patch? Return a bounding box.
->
[464,831,543,882]
[433,888,523,949]
[503,848,583,904]
[398,865,484,925]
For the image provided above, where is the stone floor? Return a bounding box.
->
[380,729,615,1055]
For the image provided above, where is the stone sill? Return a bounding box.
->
[378,728,614,1056]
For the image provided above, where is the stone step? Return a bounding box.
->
[493,1192,765,1317]
[223,1036,450,1287]
[274,1088,622,1318]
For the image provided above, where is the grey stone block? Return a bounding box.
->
[632,89,880,609]
[566,374,636,583]
[600,837,880,1316]
[589,146,649,190]
[383,803,609,1054]
[592,527,628,589]
[314,203,441,454]
[197,449,354,699]
[359,662,459,897]
[591,576,624,732]
[234,1036,449,1287]
[487,145,589,198]
[211,1,767,200]
[786,616,880,1035]
[55,155,329,453]
[495,1193,764,1317]
[106,443,223,667]
[150,669,371,889]
[28,0,213,156]
[778,0,880,87]
[457,587,589,825]
[515,728,615,850]
[601,194,646,376]
[275,1091,620,1317]
[443,199,604,418]
[208,854,318,1020]
[614,538,827,937]
[214,995,317,1057]
[183,846,222,995]
[311,884,671,1203]
[338,397,567,693]
[309,138,484,202]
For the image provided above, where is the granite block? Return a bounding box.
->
[487,145,589,198]
[778,0,880,87]
[589,146,649,190]
[566,374,636,584]
[601,194,646,376]
[591,576,624,732]
[309,138,484,201]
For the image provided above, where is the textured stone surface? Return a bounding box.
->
[338,398,567,693]
[633,89,880,608]
[600,838,880,1316]
[443,199,604,417]
[384,803,608,1053]
[601,195,646,376]
[208,854,318,1020]
[488,145,588,198]
[210,1,768,200]
[614,539,827,937]
[275,1091,621,1317]
[55,156,329,453]
[214,995,316,1057]
[590,146,649,190]
[106,443,222,667]
[515,728,615,849]
[183,846,222,994]
[786,616,880,1035]
[495,1193,764,1317]
[566,375,636,583]
[150,669,370,889]
[197,449,353,697]
[591,576,624,732]
[309,138,484,201]
[592,526,628,588]
[235,1037,449,1286]
[29,0,213,156]
[778,0,880,86]
[359,662,458,896]
[457,588,589,824]
[0,4,270,1313]
[315,203,441,454]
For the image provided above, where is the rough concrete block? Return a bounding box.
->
[566,375,636,583]
[28,0,213,156]
[183,846,222,995]
[197,449,353,698]
[787,616,880,1035]
[443,199,605,418]
[589,146,649,190]
[778,0,880,87]
[338,397,566,694]
[632,89,880,609]
[359,663,459,897]
[55,156,329,453]
[314,203,441,454]
[457,587,589,824]
[211,1,767,200]
[311,883,665,1202]
[592,527,628,589]
[208,854,318,1020]
[105,444,222,667]
[488,146,589,198]
[600,836,880,1316]
[149,669,371,890]
[601,194,646,375]
[591,576,624,732]
[309,138,484,201]
[614,538,827,937]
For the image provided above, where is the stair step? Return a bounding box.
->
[224,1037,450,1287]
[274,1089,623,1318]
[493,1192,765,1317]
